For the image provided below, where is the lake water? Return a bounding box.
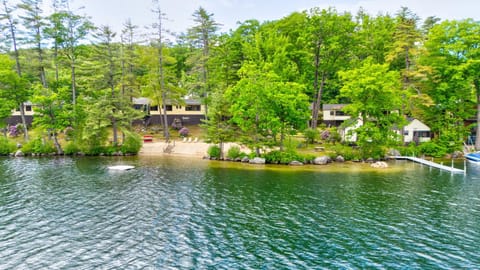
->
[0,156,479,269]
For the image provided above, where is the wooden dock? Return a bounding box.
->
[392,156,465,174]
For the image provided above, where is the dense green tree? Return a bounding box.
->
[339,58,403,157]
[18,0,48,87]
[305,8,356,129]
[0,55,19,131]
[1,0,30,140]
[421,19,480,150]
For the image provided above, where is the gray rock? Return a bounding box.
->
[14,150,24,157]
[249,157,266,164]
[234,157,242,162]
[452,151,463,158]
[289,160,304,166]
[335,155,345,163]
[371,161,389,168]
[387,149,401,156]
[366,158,375,163]
[241,156,250,163]
[313,156,331,165]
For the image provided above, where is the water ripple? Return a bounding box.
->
[0,157,479,269]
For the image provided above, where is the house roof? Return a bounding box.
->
[132,97,202,106]
[323,104,347,110]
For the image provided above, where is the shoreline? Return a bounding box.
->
[139,141,248,158]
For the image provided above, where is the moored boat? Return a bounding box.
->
[465,152,480,162]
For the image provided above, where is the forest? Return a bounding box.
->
[1,0,480,160]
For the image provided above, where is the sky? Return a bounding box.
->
[58,0,480,37]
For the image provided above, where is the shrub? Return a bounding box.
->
[22,137,56,154]
[179,127,189,137]
[303,128,319,144]
[227,145,241,159]
[8,125,18,137]
[121,133,142,154]
[331,144,362,161]
[418,141,447,158]
[0,137,15,155]
[263,150,303,164]
[64,142,81,155]
[207,145,221,159]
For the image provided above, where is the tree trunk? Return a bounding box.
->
[19,103,29,141]
[311,72,326,129]
[53,133,63,155]
[219,141,224,160]
[71,61,76,105]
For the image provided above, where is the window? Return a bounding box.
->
[414,131,430,138]
[176,105,182,109]
[185,105,201,111]
[25,105,32,112]
[404,130,409,136]
[165,105,172,111]
[330,110,346,116]
[150,105,159,111]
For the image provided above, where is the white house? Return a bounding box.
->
[401,118,431,143]
[321,104,431,144]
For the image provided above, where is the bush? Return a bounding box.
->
[64,142,81,155]
[0,137,15,155]
[8,125,18,137]
[22,137,56,154]
[179,127,189,137]
[121,133,142,154]
[263,150,304,164]
[331,144,362,161]
[303,128,319,144]
[227,145,241,159]
[207,145,221,159]
[418,141,447,158]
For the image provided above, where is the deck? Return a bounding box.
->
[392,156,465,174]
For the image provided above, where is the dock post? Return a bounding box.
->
[464,159,467,175]
[451,159,454,169]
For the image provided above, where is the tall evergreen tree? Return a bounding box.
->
[187,7,220,121]
[1,0,30,140]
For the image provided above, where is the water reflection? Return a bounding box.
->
[0,156,478,269]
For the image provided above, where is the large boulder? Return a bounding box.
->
[241,156,250,163]
[313,156,331,165]
[249,157,266,164]
[335,155,345,163]
[289,160,304,166]
[14,150,24,157]
[371,161,389,168]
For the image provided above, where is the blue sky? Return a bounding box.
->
[60,0,480,36]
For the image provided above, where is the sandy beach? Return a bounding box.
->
[139,140,247,158]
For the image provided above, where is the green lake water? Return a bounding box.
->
[0,156,479,269]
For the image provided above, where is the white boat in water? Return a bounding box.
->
[108,165,135,171]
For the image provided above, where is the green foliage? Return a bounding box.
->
[303,128,319,144]
[263,150,313,164]
[63,142,81,155]
[207,145,221,159]
[226,146,241,159]
[331,144,362,161]
[22,137,56,154]
[121,132,142,154]
[0,137,15,155]
[417,141,447,158]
